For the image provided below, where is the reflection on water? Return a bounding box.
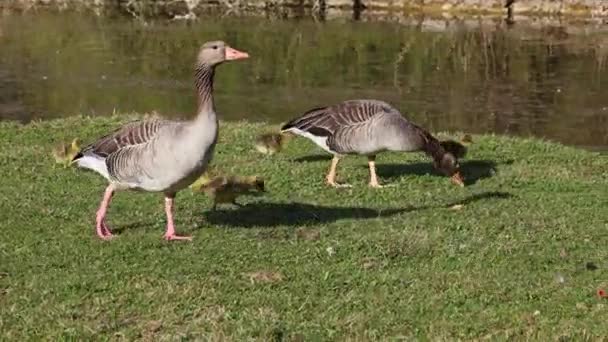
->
[0,11,607,150]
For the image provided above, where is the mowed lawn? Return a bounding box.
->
[0,115,607,340]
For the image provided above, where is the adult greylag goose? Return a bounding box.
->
[72,40,249,241]
[281,99,466,188]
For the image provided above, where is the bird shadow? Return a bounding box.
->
[377,159,512,186]
[205,202,413,228]
[204,190,513,228]
[444,191,513,206]
[110,221,154,235]
[292,154,332,163]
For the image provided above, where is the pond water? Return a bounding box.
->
[1,10,607,150]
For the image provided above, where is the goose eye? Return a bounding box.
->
[212,45,218,50]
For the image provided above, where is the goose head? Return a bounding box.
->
[196,40,249,67]
[435,139,466,186]
[435,153,465,187]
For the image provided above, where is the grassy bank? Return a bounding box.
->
[0,115,607,339]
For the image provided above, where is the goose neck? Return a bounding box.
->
[422,138,445,164]
[194,64,216,116]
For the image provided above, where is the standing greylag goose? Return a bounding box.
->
[281,99,466,188]
[72,40,249,241]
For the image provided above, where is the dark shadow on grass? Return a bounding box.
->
[205,191,513,228]
[377,159,512,185]
[110,220,159,235]
[444,191,513,207]
[292,154,332,163]
[205,202,416,228]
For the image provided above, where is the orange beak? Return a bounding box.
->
[451,171,465,187]
[225,46,249,60]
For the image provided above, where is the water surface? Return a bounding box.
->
[1,11,607,150]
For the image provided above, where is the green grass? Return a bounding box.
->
[1,115,607,340]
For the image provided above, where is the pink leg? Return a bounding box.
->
[96,185,115,240]
[163,196,192,241]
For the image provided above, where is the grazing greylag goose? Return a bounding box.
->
[72,40,249,241]
[281,99,466,188]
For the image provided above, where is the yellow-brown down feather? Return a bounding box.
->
[254,132,292,155]
[191,173,265,208]
[52,138,81,167]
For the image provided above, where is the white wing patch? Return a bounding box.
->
[75,155,110,180]
[285,127,335,154]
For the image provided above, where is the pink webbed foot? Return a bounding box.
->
[100,221,115,239]
[163,233,193,241]
[96,220,115,240]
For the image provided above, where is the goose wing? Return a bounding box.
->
[73,119,171,160]
[281,99,400,137]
